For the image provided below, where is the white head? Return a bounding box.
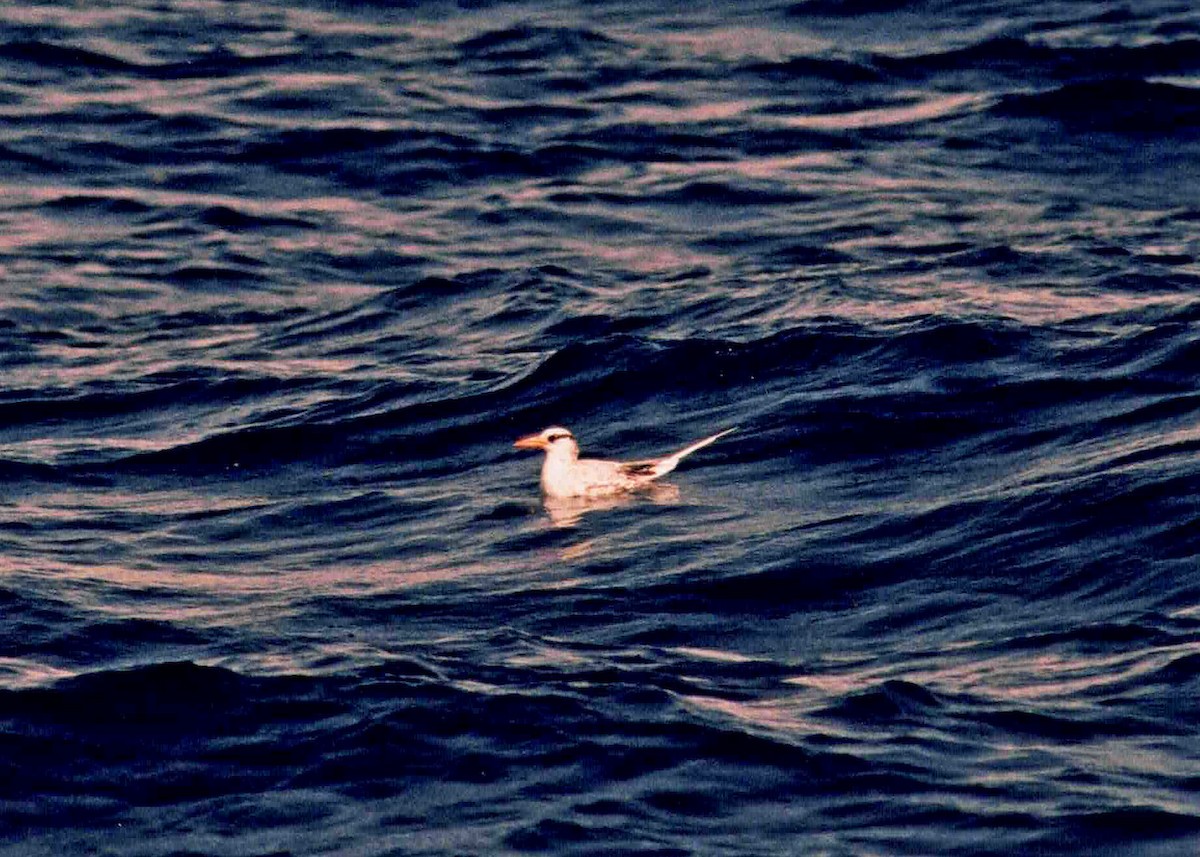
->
[514,426,578,459]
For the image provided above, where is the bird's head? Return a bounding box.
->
[514,426,577,457]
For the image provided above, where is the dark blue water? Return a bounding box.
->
[3,1,1200,854]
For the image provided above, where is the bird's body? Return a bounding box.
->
[514,426,735,498]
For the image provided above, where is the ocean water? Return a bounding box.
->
[2,0,1200,854]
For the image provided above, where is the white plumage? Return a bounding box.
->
[514,426,735,498]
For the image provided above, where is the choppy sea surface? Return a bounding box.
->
[2,1,1200,854]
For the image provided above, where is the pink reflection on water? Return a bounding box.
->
[558,237,725,274]
[659,637,1200,775]
[624,98,767,125]
[650,25,832,62]
[782,92,990,131]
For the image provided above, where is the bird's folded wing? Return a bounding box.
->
[618,460,659,478]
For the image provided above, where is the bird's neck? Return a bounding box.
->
[543,443,578,469]
[540,443,579,494]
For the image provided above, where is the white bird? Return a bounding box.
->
[514,425,736,498]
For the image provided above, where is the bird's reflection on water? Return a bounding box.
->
[543,482,682,528]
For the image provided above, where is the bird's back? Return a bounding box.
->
[543,456,636,497]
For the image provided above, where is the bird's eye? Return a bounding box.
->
[547,432,570,442]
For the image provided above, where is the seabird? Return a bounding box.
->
[514,426,735,498]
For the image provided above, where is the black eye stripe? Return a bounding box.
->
[547,432,572,442]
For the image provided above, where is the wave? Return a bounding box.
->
[457,24,624,63]
[43,194,155,217]
[0,457,70,482]
[38,292,1193,479]
[197,205,317,231]
[874,35,1200,82]
[163,264,269,287]
[4,646,1197,854]
[663,179,817,206]
[237,126,564,189]
[0,38,302,81]
[995,79,1200,134]
[0,39,135,73]
[741,55,886,84]
[818,679,943,721]
[0,142,59,172]
[0,375,284,431]
[786,0,922,15]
